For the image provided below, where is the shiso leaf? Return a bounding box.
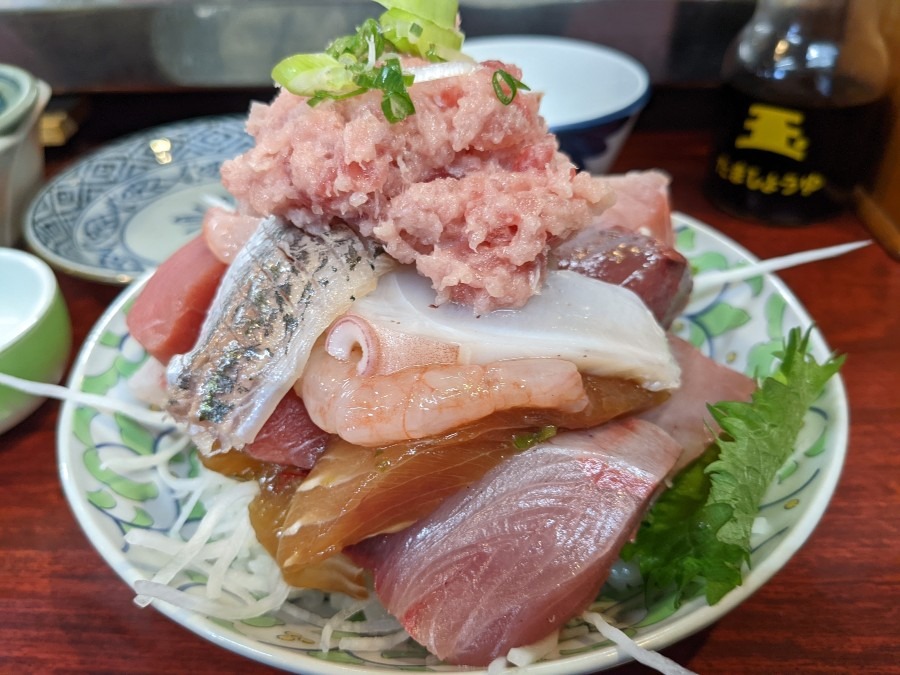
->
[621,327,844,606]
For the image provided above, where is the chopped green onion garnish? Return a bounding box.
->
[270,0,466,122]
[492,69,530,105]
[271,53,357,97]
[512,425,557,451]
[307,86,368,108]
[326,18,384,63]
[356,58,416,122]
[379,7,464,60]
[373,0,458,30]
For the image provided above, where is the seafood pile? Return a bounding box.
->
[125,5,759,667]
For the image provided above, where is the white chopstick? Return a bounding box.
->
[692,239,872,294]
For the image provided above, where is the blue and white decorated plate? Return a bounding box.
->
[57,213,849,674]
[25,115,252,284]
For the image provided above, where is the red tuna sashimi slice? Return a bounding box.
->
[594,170,674,245]
[348,419,681,666]
[639,336,757,474]
[126,235,227,364]
[242,388,330,469]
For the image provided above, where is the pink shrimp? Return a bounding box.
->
[298,339,590,447]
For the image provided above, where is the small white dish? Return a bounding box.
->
[0,64,38,135]
[56,213,847,674]
[464,36,650,173]
[24,115,253,284]
[0,78,50,248]
[0,247,71,433]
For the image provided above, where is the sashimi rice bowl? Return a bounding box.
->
[47,2,847,673]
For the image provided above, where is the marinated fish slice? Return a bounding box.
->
[276,375,665,574]
[276,432,519,574]
[348,419,682,666]
[553,226,692,328]
[166,216,384,454]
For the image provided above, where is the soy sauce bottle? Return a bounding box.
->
[705,0,890,225]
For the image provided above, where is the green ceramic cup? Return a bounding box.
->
[0,248,72,434]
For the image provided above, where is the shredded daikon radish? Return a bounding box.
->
[133,578,290,621]
[137,480,259,595]
[0,371,173,428]
[406,60,477,82]
[487,628,560,673]
[165,472,209,536]
[312,595,408,652]
[126,530,273,604]
[206,515,254,600]
[315,612,403,636]
[488,656,508,675]
[277,600,331,628]
[559,623,590,641]
[337,630,410,652]
[33,369,288,620]
[506,629,560,667]
[583,611,697,675]
[124,468,290,619]
[101,433,191,472]
[154,457,208,495]
[319,599,372,651]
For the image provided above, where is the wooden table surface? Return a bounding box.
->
[1,115,899,674]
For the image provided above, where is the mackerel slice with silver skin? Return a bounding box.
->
[166,216,386,455]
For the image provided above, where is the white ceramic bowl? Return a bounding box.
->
[0,77,50,248]
[464,35,650,173]
[0,247,71,433]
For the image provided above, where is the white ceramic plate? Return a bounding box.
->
[57,212,848,673]
[25,115,252,284]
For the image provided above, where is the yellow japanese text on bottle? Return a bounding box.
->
[706,0,890,226]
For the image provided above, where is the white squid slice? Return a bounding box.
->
[325,314,460,377]
[343,267,680,392]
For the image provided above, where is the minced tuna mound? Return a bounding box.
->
[218,60,614,313]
